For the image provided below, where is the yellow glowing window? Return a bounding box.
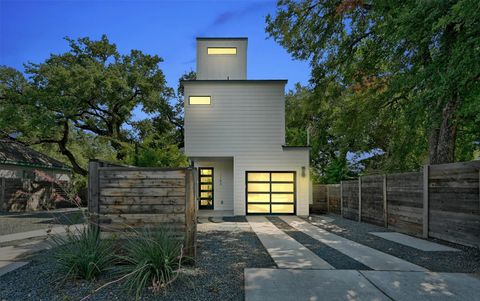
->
[189,96,211,105]
[207,47,237,55]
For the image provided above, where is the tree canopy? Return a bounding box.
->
[268,0,480,177]
[0,35,188,176]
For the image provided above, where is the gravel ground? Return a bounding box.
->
[0,228,275,301]
[307,214,480,273]
[267,217,371,270]
[0,209,85,235]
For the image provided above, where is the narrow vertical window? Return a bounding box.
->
[189,96,211,105]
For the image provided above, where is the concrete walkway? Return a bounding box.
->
[247,216,333,269]
[370,232,459,252]
[0,224,84,277]
[281,216,426,271]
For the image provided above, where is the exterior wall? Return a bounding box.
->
[196,39,247,80]
[234,149,310,216]
[0,165,71,182]
[184,82,286,157]
[193,158,234,211]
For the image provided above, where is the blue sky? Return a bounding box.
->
[0,0,310,120]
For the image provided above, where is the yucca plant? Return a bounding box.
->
[118,227,183,300]
[50,226,116,281]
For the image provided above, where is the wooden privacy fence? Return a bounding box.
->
[311,184,341,214]
[312,160,480,248]
[88,160,197,258]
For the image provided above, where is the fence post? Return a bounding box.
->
[184,168,196,258]
[340,181,344,217]
[383,175,388,228]
[422,165,429,239]
[358,177,362,222]
[88,160,100,232]
[326,185,330,213]
[0,178,4,211]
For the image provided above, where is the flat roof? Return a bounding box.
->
[196,37,248,40]
[181,79,288,85]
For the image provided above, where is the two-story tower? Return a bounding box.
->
[182,37,310,216]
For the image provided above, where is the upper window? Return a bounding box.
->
[189,96,211,105]
[207,47,237,55]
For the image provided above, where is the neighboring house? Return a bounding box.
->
[183,37,310,216]
[0,139,71,181]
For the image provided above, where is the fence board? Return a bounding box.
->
[360,175,384,226]
[342,180,359,220]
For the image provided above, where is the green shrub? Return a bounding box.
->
[118,227,183,299]
[50,226,116,281]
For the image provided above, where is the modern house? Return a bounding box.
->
[182,37,310,216]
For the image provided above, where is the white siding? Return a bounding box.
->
[184,81,310,216]
[194,158,234,211]
[197,39,247,80]
[184,82,286,156]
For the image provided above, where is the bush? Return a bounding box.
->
[50,227,116,281]
[118,227,183,299]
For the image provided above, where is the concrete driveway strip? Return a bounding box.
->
[245,268,391,301]
[369,232,459,252]
[360,271,480,301]
[280,216,426,272]
[247,216,334,269]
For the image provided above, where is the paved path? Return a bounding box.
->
[0,224,84,277]
[370,232,459,252]
[281,216,426,271]
[245,215,480,301]
[247,216,333,269]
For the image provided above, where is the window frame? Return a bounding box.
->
[245,171,296,215]
[207,47,237,55]
[188,95,212,105]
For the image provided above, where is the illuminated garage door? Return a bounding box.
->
[246,171,296,214]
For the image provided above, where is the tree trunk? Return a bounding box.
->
[428,98,458,164]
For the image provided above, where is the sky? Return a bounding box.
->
[0,0,311,120]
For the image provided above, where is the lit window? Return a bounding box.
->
[207,47,237,55]
[189,96,211,105]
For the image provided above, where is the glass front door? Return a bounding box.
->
[199,168,214,209]
[246,171,296,214]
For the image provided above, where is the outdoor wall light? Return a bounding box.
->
[301,166,306,177]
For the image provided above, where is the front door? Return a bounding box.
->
[199,167,214,209]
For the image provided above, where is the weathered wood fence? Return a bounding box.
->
[312,161,480,248]
[0,178,67,211]
[88,160,197,258]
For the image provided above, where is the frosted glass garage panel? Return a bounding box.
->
[248,173,270,182]
[271,183,294,192]
[248,183,270,192]
[271,173,294,182]
[248,204,270,213]
[271,194,294,203]
[248,193,270,203]
[272,204,294,214]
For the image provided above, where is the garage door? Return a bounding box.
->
[246,171,296,214]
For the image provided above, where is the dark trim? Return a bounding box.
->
[282,145,311,149]
[197,37,248,40]
[245,171,296,215]
[198,167,214,210]
[181,79,288,85]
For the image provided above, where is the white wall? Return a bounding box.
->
[196,39,247,80]
[194,158,234,211]
[184,81,310,215]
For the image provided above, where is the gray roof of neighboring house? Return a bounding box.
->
[0,139,71,171]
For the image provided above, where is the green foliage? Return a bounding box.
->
[0,35,180,175]
[268,0,480,169]
[50,227,116,281]
[118,228,183,299]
